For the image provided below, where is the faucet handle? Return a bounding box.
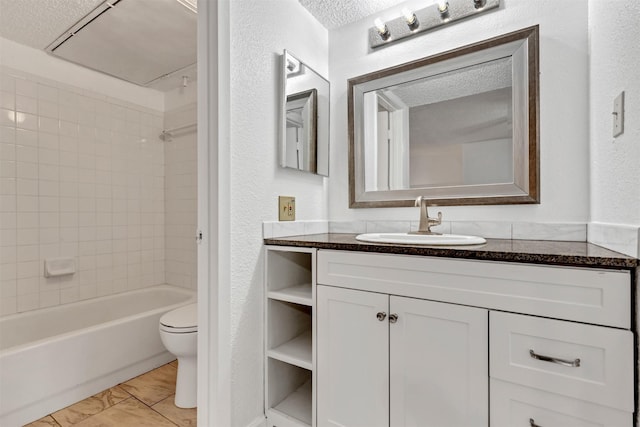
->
[428,211,443,227]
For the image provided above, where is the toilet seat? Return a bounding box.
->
[160,303,197,333]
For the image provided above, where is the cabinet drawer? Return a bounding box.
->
[490,379,631,427]
[490,312,634,411]
[317,250,630,328]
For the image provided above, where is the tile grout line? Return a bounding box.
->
[129,395,181,427]
[50,395,134,427]
[49,385,136,426]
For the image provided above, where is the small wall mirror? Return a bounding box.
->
[349,26,539,207]
[280,50,330,176]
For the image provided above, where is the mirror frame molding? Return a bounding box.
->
[348,26,540,208]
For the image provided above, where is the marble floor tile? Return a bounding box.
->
[120,363,177,406]
[24,415,61,427]
[153,395,197,427]
[51,386,131,427]
[22,363,190,427]
[71,398,177,427]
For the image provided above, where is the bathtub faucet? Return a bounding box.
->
[411,196,442,235]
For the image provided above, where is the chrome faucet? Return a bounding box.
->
[411,196,442,235]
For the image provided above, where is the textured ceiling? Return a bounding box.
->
[0,0,196,92]
[298,0,409,29]
[0,0,104,49]
[389,57,513,107]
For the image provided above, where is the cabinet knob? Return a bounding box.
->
[389,313,398,323]
[529,418,542,427]
[376,312,387,321]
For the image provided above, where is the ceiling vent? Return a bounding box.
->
[46,0,197,89]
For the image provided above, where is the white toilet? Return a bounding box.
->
[159,303,198,408]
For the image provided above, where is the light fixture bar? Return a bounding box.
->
[369,0,499,49]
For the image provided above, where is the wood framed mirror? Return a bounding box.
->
[348,26,539,207]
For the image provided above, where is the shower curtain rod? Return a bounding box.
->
[159,123,197,141]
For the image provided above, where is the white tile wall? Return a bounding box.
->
[0,66,165,316]
[163,103,197,290]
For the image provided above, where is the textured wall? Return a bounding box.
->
[588,0,640,257]
[228,0,329,425]
[328,0,590,223]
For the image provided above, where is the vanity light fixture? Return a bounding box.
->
[402,8,420,30]
[285,53,301,75]
[474,0,487,9]
[369,0,500,49]
[374,18,391,40]
[438,1,450,19]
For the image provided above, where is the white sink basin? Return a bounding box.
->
[355,233,486,246]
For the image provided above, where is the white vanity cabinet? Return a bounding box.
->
[315,249,635,427]
[490,311,634,427]
[316,286,389,427]
[317,285,488,427]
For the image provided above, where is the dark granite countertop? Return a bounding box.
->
[264,233,640,269]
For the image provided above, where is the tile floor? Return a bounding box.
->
[24,361,196,427]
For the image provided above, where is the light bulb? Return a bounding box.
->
[373,18,390,40]
[402,8,416,25]
[374,18,387,34]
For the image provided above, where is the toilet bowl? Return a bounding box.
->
[159,303,197,408]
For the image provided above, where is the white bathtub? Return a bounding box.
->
[0,284,196,426]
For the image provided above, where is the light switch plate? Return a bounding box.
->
[613,91,624,137]
[278,196,296,221]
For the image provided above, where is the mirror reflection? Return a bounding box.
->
[285,89,317,172]
[365,57,513,191]
[349,26,539,207]
[280,50,330,176]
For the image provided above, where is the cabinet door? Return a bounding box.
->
[317,286,389,427]
[390,297,488,427]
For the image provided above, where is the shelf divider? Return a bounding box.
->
[268,283,312,306]
[268,330,312,370]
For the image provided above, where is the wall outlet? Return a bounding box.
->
[278,196,296,221]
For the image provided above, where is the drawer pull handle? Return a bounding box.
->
[529,418,541,427]
[529,349,580,367]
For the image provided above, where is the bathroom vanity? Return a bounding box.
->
[264,234,639,427]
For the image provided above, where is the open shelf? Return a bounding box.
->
[268,283,312,306]
[271,379,313,426]
[265,246,315,427]
[268,330,312,370]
